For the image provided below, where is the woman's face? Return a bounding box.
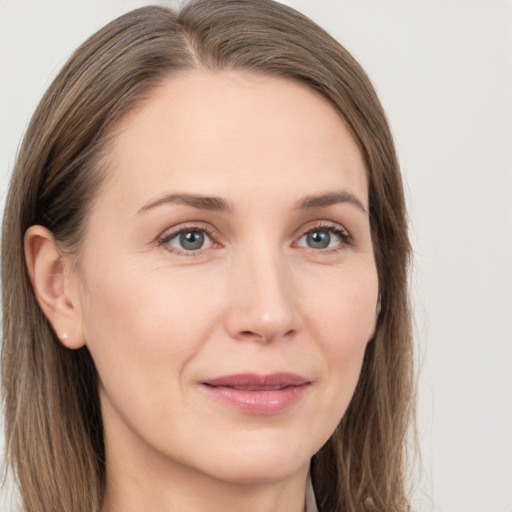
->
[72,71,379,485]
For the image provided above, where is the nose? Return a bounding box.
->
[223,245,300,344]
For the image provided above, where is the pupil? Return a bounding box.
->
[307,230,330,249]
[180,231,204,250]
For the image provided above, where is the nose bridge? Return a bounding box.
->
[225,236,298,342]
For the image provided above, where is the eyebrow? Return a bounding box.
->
[138,193,233,214]
[138,190,367,215]
[294,191,367,214]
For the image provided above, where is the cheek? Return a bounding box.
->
[301,260,378,349]
[78,260,220,412]
[82,256,215,341]
[299,263,378,430]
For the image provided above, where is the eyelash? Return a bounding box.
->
[294,221,352,254]
[157,221,352,256]
[157,223,218,257]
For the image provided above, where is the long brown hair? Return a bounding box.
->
[1,1,414,511]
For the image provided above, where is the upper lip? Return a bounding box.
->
[202,372,310,390]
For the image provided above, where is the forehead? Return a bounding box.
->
[102,70,367,209]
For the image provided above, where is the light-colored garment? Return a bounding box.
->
[305,473,319,512]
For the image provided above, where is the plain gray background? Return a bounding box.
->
[1,1,511,511]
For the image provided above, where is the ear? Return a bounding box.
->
[368,292,382,342]
[24,225,85,349]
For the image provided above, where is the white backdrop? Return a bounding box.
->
[1,1,511,511]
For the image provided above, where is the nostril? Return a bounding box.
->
[240,331,257,337]
[238,331,272,344]
[238,329,295,343]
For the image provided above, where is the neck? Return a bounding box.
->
[101,458,309,512]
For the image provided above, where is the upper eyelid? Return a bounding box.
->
[158,222,217,240]
[294,220,350,238]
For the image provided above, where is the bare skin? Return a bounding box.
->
[26,70,379,512]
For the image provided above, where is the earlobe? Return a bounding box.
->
[24,225,85,349]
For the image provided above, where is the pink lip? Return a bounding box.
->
[201,373,311,415]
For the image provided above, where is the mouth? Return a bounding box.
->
[201,373,311,415]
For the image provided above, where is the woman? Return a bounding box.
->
[1,1,414,511]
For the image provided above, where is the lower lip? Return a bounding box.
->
[202,384,310,415]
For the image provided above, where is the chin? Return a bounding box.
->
[208,457,308,486]
[191,432,317,485]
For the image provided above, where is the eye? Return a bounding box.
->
[159,228,213,253]
[296,225,349,250]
